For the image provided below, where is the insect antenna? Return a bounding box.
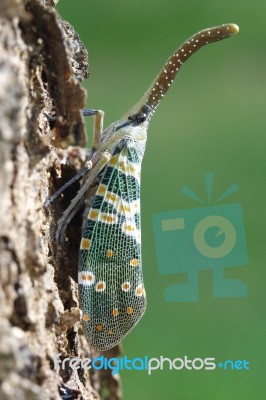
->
[131,24,239,119]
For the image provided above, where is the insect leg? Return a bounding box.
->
[44,164,92,207]
[91,110,104,150]
[56,150,111,240]
[81,108,104,149]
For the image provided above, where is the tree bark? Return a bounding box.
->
[0,1,121,399]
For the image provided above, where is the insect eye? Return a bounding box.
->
[128,112,147,125]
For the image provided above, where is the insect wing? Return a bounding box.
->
[79,141,146,351]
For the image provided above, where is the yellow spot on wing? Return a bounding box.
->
[129,164,140,176]
[121,221,141,243]
[88,209,118,224]
[123,223,135,232]
[117,199,140,217]
[80,238,91,250]
[87,274,93,282]
[88,209,99,220]
[112,308,119,317]
[106,249,114,257]
[97,184,107,196]
[78,271,95,286]
[118,160,126,173]
[109,154,119,166]
[118,203,131,215]
[96,281,106,292]
[106,192,116,202]
[127,306,133,315]
[97,324,103,332]
[133,200,140,211]
[130,259,139,267]
[121,282,131,292]
[100,213,117,223]
[106,192,120,206]
[135,285,145,297]
[83,313,90,321]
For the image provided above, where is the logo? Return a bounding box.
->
[53,353,250,375]
[153,173,248,301]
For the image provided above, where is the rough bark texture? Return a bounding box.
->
[0,1,121,399]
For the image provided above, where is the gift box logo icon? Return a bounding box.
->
[153,173,248,302]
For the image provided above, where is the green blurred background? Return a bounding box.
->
[58,1,265,399]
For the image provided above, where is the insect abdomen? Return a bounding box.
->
[78,142,146,351]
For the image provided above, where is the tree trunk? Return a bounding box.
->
[0,1,121,399]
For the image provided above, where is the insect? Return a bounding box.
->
[47,23,239,351]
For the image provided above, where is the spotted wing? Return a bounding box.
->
[78,139,146,351]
